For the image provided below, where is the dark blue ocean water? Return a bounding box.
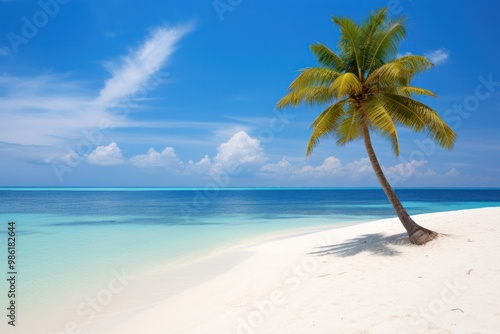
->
[2,187,500,221]
[0,188,499,332]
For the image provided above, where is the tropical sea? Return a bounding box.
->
[0,187,499,332]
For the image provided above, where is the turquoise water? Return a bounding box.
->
[0,188,499,332]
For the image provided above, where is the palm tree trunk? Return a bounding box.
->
[361,117,438,245]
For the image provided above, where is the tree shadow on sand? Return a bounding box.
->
[309,233,411,257]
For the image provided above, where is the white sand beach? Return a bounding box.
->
[91,207,500,334]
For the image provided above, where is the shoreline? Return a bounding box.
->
[77,220,367,333]
[85,207,500,333]
[18,217,372,334]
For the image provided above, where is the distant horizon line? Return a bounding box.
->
[0,186,499,191]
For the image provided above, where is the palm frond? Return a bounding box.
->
[359,8,388,71]
[330,73,363,99]
[277,87,334,108]
[310,43,346,72]
[365,55,433,87]
[307,99,349,155]
[376,93,457,148]
[332,16,363,78]
[365,18,407,73]
[336,105,362,146]
[364,99,399,155]
[397,86,437,97]
[289,67,341,91]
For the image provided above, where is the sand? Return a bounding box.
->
[91,207,500,333]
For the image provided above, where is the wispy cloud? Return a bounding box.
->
[425,48,450,65]
[94,24,193,109]
[0,23,193,151]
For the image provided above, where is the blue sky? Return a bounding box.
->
[0,0,499,187]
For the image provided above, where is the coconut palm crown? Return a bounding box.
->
[277,7,457,245]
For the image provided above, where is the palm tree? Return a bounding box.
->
[277,8,456,245]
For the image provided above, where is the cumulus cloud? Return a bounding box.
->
[126,131,266,176]
[259,156,372,180]
[445,168,460,177]
[425,48,449,65]
[129,147,182,168]
[299,156,342,178]
[382,159,434,183]
[87,142,124,166]
[73,130,448,187]
[259,157,295,176]
[259,155,441,184]
[186,155,212,174]
[211,131,267,175]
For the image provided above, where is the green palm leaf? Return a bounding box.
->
[376,93,456,148]
[365,99,400,155]
[310,43,346,72]
[330,73,363,99]
[397,86,437,97]
[333,16,363,78]
[336,106,362,146]
[307,99,349,155]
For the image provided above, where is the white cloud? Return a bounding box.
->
[87,142,124,166]
[94,24,193,109]
[260,157,295,176]
[126,131,266,176]
[129,147,182,168]
[445,167,460,177]
[299,156,342,178]
[0,141,68,164]
[259,156,440,184]
[0,23,193,156]
[211,131,267,174]
[345,158,372,178]
[186,155,212,174]
[425,48,449,65]
[259,156,372,180]
[382,160,433,183]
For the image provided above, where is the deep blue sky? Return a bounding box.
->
[0,0,499,187]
